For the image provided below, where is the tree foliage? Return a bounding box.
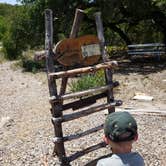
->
[0,0,166,59]
[0,16,7,40]
[89,0,166,44]
[18,0,165,46]
[1,5,32,59]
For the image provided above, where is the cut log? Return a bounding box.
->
[49,61,118,78]
[51,102,117,123]
[50,84,113,102]
[34,50,46,61]
[61,92,107,111]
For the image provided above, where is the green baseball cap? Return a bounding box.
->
[104,111,137,142]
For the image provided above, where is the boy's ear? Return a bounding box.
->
[103,135,110,144]
[134,133,138,141]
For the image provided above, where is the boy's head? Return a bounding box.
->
[104,111,138,143]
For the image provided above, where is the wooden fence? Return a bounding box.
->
[45,9,122,165]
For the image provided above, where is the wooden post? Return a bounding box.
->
[94,12,115,113]
[70,9,84,38]
[60,9,84,96]
[45,9,69,165]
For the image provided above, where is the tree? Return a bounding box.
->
[2,5,32,59]
[3,0,165,59]
[0,16,7,40]
[18,0,93,44]
[91,0,166,44]
[18,0,166,46]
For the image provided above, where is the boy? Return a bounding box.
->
[97,111,144,166]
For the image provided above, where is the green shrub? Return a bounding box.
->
[2,6,32,60]
[0,16,7,40]
[0,51,5,63]
[22,57,44,73]
[107,46,127,54]
[69,70,105,92]
[14,50,45,73]
[2,33,20,60]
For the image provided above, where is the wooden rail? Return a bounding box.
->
[49,84,114,102]
[128,43,166,60]
[52,102,117,123]
[49,61,118,78]
[61,92,107,111]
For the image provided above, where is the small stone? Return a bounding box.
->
[132,92,153,101]
[0,117,11,128]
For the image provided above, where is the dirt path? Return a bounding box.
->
[0,61,51,165]
[0,61,165,166]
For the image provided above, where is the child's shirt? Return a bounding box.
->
[96,152,144,166]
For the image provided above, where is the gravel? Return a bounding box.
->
[0,61,165,166]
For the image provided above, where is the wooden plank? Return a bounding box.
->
[45,9,68,165]
[70,9,84,38]
[128,48,166,51]
[128,43,166,47]
[50,84,113,102]
[95,12,115,113]
[49,61,118,78]
[62,92,107,111]
[51,103,117,124]
[61,85,112,100]
[52,83,119,110]
[68,142,107,162]
[128,43,166,61]
[34,50,46,61]
[59,9,84,96]
[128,51,166,55]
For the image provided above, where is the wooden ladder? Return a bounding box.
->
[45,9,122,165]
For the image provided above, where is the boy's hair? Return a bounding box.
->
[104,112,137,142]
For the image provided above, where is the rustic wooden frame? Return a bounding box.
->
[45,9,122,165]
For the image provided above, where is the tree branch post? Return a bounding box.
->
[94,12,115,113]
[45,9,69,165]
[59,9,85,96]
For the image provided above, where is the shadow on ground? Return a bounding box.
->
[84,153,112,166]
[115,56,166,75]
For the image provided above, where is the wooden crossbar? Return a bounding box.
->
[62,93,106,111]
[49,61,118,78]
[56,81,119,111]
[49,84,113,102]
[127,43,166,61]
[52,102,117,123]
[128,51,165,55]
[128,43,165,47]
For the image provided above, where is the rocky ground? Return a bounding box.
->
[0,60,165,166]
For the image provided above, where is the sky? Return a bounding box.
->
[0,0,20,5]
